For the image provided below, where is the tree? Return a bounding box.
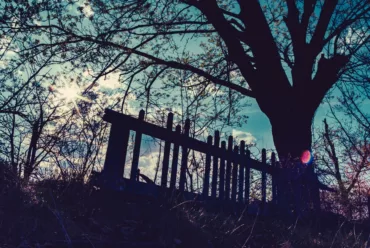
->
[1,0,369,162]
[315,119,369,218]
[314,77,370,218]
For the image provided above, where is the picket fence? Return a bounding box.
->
[98,108,370,218]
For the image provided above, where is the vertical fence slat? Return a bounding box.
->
[203,135,213,198]
[245,150,250,205]
[238,141,245,203]
[179,119,190,192]
[271,152,277,205]
[225,136,233,200]
[161,112,173,187]
[231,145,239,203]
[219,141,226,200]
[103,123,130,182]
[211,131,220,198]
[170,125,181,189]
[262,149,267,204]
[130,110,145,181]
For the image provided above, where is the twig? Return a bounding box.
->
[229,224,245,235]
[48,190,72,248]
[289,215,300,235]
[170,199,200,210]
[237,206,248,223]
[83,234,96,248]
[330,221,345,248]
[242,209,260,247]
[351,231,363,248]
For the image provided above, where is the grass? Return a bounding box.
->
[1,177,370,248]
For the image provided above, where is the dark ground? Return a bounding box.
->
[1,178,370,248]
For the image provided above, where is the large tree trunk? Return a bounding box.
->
[266,104,319,216]
[270,112,313,163]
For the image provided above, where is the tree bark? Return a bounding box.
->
[267,102,318,216]
[270,113,313,163]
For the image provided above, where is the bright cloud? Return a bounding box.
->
[67,1,94,18]
[135,151,161,180]
[97,72,122,90]
[232,129,256,145]
[82,4,94,18]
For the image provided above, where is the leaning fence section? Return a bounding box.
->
[102,109,278,206]
[100,108,370,219]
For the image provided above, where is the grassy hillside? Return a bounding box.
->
[1,176,370,248]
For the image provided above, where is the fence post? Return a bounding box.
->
[179,119,190,192]
[219,141,226,200]
[211,131,220,198]
[271,152,277,205]
[231,145,239,203]
[245,150,250,206]
[130,110,145,181]
[103,122,130,185]
[239,141,245,203]
[262,149,267,204]
[225,136,233,200]
[161,112,173,187]
[170,125,181,189]
[203,135,213,198]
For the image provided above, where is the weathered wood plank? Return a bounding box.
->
[103,123,130,183]
[179,119,190,192]
[203,135,212,198]
[238,141,245,203]
[170,125,181,189]
[231,145,238,203]
[225,136,233,200]
[211,131,220,198]
[161,112,173,187]
[245,150,251,205]
[130,110,145,181]
[262,149,267,204]
[219,141,226,200]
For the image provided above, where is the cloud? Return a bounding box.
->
[266,150,273,160]
[98,77,121,90]
[0,35,18,58]
[339,27,368,54]
[0,60,7,69]
[232,129,256,145]
[93,70,123,91]
[82,4,94,18]
[67,0,94,17]
[135,151,161,180]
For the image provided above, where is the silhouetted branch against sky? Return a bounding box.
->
[0,0,369,166]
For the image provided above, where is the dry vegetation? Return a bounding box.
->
[1,164,370,248]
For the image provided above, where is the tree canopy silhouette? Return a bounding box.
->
[1,0,369,162]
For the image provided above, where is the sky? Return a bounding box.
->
[1,0,368,185]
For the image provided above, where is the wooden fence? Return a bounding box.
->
[101,108,279,206]
[100,109,357,217]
